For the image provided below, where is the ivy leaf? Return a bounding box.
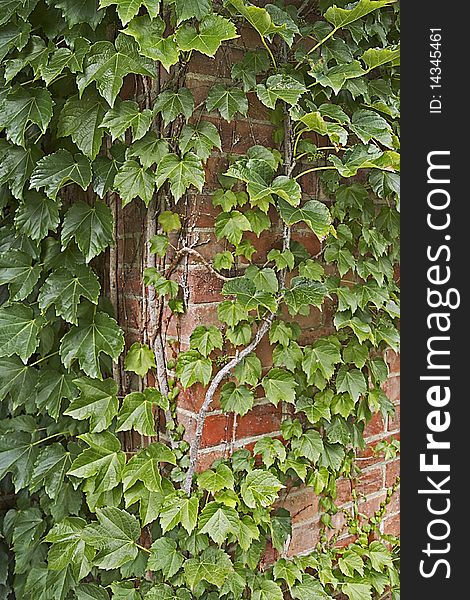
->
[183,546,233,590]
[38,264,100,325]
[262,368,297,405]
[339,551,364,577]
[189,325,223,357]
[253,437,286,469]
[232,49,270,91]
[123,15,179,71]
[220,382,254,416]
[101,100,153,142]
[198,502,240,545]
[367,540,394,571]
[335,366,367,402]
[60,308,124,379]
[116,390,161,436]
[57,92,108,160]
[68,432,125,495]
[77,34,157,107]
[76,583,110,600]
[0,86,53,147]
[197,463,235,493]
[0,249,42,301]
[283,277,328,316]
[45,517,94,580]
[0,143,42,200]
[0,20,31,63]
[176,14,238,56]
[30,150,92,200]
[41,37,90,86]
[292,430,324,463]
[240,469,284,508]
[291,574,333,600]
[145,584,191,600]
[128,132,169,168]
[174,0,211,23]
[35,369,78,421]
[82,508,140,570]
[153,89,193,127]
[155,153,204,202]
[158,210,181,233]
[124,342,156,377]
[160,494,199,534]
[122,442,175,492]
[325,0,394,30]
[61,200,113,263]
[360,46,400,70]
[228,0,284,39]
[341,583,372,600]
[115,160,155,207]
[256,74,307,109]
[0,356,37,408]
[14,191,60,241]
[99,0,160,25]
[350,110,393,148]
[30,443,72,499]
[147,537,184,579]
[179,121,221,161]
[215,210,252,246]
[319,442,345,471]
[64,377,119,433]
[0,303,45,362]
[176,350,212,388]
[278,198,331,239]
[0,431,38,492]
[302,339,342,382]
[253,580,283,600]
[273,558,303,590]
[53,0,104,29]
[92,156,120,198]
[205,84,248,121]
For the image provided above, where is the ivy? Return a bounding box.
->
[0,1,400,599]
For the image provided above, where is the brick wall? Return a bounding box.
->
[113,29,400,556]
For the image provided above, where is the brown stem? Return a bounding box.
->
[166,246,234,283]
[183,313,276,494]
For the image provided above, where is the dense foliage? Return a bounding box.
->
[0,0,400,598]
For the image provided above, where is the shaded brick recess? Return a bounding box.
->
[113,28,400,556]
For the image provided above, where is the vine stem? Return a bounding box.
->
[183,313,276,494]
[294,165,336,179]
[166,246,234,283]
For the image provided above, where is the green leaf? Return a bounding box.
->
[148,537,184,579]
[302,339,342,382]
[215,210,252,245]
[336,366,367,402]
[278,198,331,239]
[174,0,211,24]
[30,443,72,499]
[283,277,328,316]
[220,382,254,416]
[60,308,124,379]
[155,152,204,201]
[61,200,113,263]
[240,469,284,508]
[183,546,233,590]
[0,86,53,147]
[0,356,37,408]
[101,100,152,142]
[262,368,297,406]
[292,429,324,462]
[122,442,175,492]
[54,0,104,29]
[153,88,194,126]
[92,156,120,198]
[338,551,364,577]
[30,150,92,200]
[144,584,191,600]
[197,463,235,493]
[360,46,400,70]
[0,302,45,361]
[124,342,156,377]
[122,15,179,71]
[232,49,270,91]
[367,540,394,571]
[206,84,248,121]
[189,325,223,357]
[291,574,332,600]
[253,437,286,469]
[45,517,94,580]
[325,0,394,30]
[0,143,42,200]
[176,14,238,56]
[64,377,119,432]
[0,249,42,301]
[76,584,110,600]
[198,502,240,545]
[82,508,140,570]
[115,160,155,207]
[14,191,60,241]
[319,442,345,471]
[176,350,212,388]
[77,34,157,107]
[350,110,393,147]
[228,0,284,39]
[57,92,107,160]
[256,74,307,109]
[38,264,100,324]
[41,37,90,86]
[253,580,283,600]
[158,210,181,233]
[273,558,303,589]
[179,120,221,161]
[341,583,372,600]
[116,390,162,436]
[0,431,38,492]
[99,0,160,25]
[160,494,199,534]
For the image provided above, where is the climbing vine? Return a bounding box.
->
[0,1,400,599]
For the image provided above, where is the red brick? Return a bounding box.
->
[120,297,142,331]
[288,519,322,557]
[196,448,229,472]
[186,267,224,304]
[178,409,234,448]
[383,513,400,536]
[358,492,387,519]
[383,376,400,403]
[277,487,319,525]
[364,412,386,438]
[388,403,400,431]
[336,478,353,505]
[356,467,384,496]
[386,350,400,375]
[235,402,282,440]
[385,460,400,487]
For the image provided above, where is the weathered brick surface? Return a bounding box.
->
[115,30,400,558]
